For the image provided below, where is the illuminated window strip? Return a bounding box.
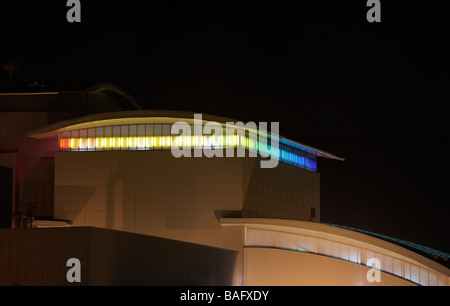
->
[61,136,247,151]
[59,135,317,171]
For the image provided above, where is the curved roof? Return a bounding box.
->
[87,83,141,111]
[220,218,450,277]
[322,223,450,268]
[28,110,344,161]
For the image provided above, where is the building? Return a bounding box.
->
[0,84,449,286]
[0,83,140,224]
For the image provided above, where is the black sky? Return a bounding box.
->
[1,1,449,253]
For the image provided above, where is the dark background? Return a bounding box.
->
[1,1,449,253]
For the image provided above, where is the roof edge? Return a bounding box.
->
[28,110,344,161]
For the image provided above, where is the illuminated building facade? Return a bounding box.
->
[0,84,449,286]
[27,110,338,285]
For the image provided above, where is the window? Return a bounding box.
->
[57,123,319,171]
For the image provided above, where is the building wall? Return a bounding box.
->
[0,153,16,213]
[0,227,89,285]
[0,227,236,286]
[0,87,139,220]
[54,149,320,285]
[0,112,58,218]
[244,247,416,286]
[55,150,247,284]
[54,150,245,246]
[0,167,13,228]
[243,159,320,221]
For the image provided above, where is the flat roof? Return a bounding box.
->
[0,83,141,111]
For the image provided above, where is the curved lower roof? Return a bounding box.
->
[28,110,344,161]
[322,223,450,268]
[220,218,450,277]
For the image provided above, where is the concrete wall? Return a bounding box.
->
[244,247,416,286]
[55,150,247,284]
[54,150,245,247]
[54,149,321,284]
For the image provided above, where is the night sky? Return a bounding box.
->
[1,1,449,253]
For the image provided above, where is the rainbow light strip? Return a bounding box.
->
[59,135,317,171]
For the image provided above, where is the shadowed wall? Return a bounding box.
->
[0,226,236,286]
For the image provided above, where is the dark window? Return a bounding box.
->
[311,207,316,219]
